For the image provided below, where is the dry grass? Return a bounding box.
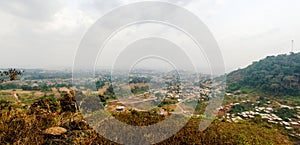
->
[0,95,294,145]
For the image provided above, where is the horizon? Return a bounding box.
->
[1,51,298,74]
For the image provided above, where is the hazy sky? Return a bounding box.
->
[0,0,299,72]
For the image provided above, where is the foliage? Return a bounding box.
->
[129,76,151,84]
[227,53,300,96]
[229,102,254,114]
[275,107,297,120]
[95,79,105,90]
[0,97,293,145]
[25,70,71,80]
[103,84,116,99]
[0,68,23,83]
[130,86,149,94]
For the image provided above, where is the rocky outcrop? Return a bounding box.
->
[60,92,77,113]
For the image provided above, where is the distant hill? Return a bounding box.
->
[227,52,300,96]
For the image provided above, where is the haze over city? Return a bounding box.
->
[1,0,300,73]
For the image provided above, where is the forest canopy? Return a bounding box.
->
[227,53,300,96]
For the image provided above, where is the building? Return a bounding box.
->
[116,106,125,112]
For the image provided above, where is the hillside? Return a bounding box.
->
[227,52,300,96]
[0,95,292,144]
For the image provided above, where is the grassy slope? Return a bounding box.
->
[0,97,293,145]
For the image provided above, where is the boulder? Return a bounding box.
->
[60,92,77,113]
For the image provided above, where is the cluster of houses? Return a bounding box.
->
[113,105,168,116]
[13,78,72,89]
[222,100,300,134]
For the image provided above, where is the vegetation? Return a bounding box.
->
[275,107,297,120]
[25,70,71,80]
[0,68,23,83]
[0,96,292,144]
[103,84,116,99]
[229,102,254,114]
[130,86,149,94]
[1,52,300,144]
[129,76,151,84]
[227,52,300,96]
[95,79,105,90]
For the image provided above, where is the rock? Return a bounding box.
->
[43,127,67,136]
[60,92,77,113]
[28,97,59,115]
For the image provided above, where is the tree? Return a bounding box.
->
[0,68,23,83]
[270,83,280,93]
[95,79,105,90]
[103,84,116,99]
[227,52,300,96]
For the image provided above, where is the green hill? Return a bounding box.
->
[227,52,300,96]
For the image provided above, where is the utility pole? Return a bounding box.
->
[291,40,294,53]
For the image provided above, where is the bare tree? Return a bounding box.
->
[0,68,23,83]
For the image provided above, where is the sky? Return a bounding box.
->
[0,0,300,73]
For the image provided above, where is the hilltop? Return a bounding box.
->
[227,52,300,96]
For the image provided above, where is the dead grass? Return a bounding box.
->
[0,95,294,145]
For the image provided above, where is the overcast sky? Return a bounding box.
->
[0,0,300,72]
